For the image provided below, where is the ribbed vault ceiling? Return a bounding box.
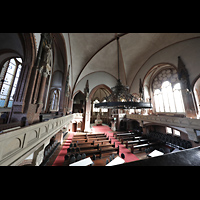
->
[62,33,200,95]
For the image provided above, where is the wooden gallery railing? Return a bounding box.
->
[0,114,75,166]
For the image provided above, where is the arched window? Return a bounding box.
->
[173,83,185,112]
[93,99,100,113]
[154,89,164,112]
[101,99,108,112]
[50,89,59,111]
[0,58,22,108]
[152,68,185,113]
[162,81,175,112]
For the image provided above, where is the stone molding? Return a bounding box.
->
[0,114,75,166]
[127,114,200,130]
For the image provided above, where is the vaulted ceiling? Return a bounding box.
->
[62,33,200,96]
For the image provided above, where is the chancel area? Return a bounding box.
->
[1,33,200,166]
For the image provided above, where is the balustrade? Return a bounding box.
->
[0,114,75,166]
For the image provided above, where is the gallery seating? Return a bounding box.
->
[148,131,192,149]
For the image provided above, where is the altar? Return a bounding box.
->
[95,113,102,126]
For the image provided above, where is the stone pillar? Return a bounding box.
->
[32,144,47,166]
[33,67,43,104]
[185,127,198,142]
[37,72,48,104]
[116,109,120,131]
[178,56,197,118]
[84,100,92,132]
[55,130,63,144]
[180,88,197,118]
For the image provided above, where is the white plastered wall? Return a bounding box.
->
[130,37,200,94]
[74,71,117,95]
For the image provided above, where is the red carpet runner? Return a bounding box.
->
[92,125,139,163]
[52,133,74,166]
[52,125,139,166]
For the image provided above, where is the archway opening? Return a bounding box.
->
[90,87,111,125]
[72,91,85,113]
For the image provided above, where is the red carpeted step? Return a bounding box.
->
[92,125,139,163]
[52,133,74,166]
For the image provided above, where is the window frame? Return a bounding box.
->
[0,58,22,108]
[93,99,100,113]
[50,89,60,111]
[152,68,185,114]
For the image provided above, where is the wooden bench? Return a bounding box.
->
[73,133,105,139]
[99,146,119,158]
[114,132,134,139]
[68,143,115,152]
[66,142,119,159]
[72,136,108,143]
[73,132,105,138]
[121,136,146,144]
[74,139,111,146]
[125,138,148,148]
[78,145,119,158]
[73,134,107,140]
[131,142,158,153]
[120,136,144,144]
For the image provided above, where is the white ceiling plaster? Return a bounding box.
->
[61,33,200,96]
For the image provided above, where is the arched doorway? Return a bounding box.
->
[82,84,111,131]
[72,91,86,113]
[90,87,110,125]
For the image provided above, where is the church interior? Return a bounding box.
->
[1,33,200,166]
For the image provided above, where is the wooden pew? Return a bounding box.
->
[120,136,144,144]
[114,132,134,139]
[99,146,119,158]
[73,132,105,138]
[73,134,106,140]
[78,145,119,158]
[75,139,111,146]
[125,138,148,148]
[68,143,115,152]
[130,142,159,153]
[66,143,119,159]
[72,136,108,143]
[64,131,121,166]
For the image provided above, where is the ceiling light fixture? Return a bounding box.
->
[95,36,152,110]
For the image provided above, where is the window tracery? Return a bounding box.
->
[93,99,100,113]
[152,68,185,113]
[50,89,60,111]
[0,58,22,108]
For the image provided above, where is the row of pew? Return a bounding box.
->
[63,132,120,166]
[114,132,159,153]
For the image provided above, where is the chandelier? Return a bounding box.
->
[95,36,152,110]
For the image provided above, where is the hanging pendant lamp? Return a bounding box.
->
[95,36,152,110]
